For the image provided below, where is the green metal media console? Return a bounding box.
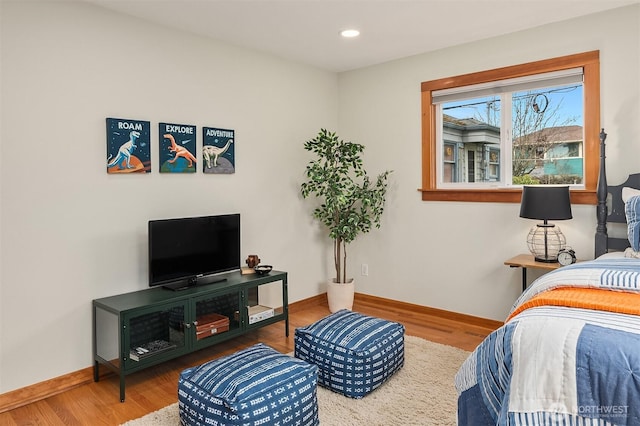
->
[92,270,288,402]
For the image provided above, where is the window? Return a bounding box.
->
[488,148,500,180]
[420,51,600,204]
[443,143,456,181]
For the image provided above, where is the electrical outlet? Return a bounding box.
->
[361,263,369,276]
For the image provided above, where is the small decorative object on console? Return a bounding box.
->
[557,247,577,266]
[240,267,255,275]
[254,264,273,275]
[246,254,261,268]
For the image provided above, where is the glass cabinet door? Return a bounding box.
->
[192,291,241,344]
[124,303,187,369]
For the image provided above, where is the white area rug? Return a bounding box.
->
[121,335,469,426]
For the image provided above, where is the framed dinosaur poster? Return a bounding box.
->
[203,127,235,174]
[159,122,197,173]
[106,118,151,174]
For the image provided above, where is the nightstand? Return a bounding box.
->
[504,254,563,292]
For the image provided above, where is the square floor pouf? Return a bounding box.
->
[178,343,319,426]
[294,309,405,399]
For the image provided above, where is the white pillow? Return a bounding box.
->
[625,247,640,259]
[622,187,640,203]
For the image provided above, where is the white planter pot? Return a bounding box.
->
[327,279,355,313]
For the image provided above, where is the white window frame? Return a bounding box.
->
[433,68,583,189]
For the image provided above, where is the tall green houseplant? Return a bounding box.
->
[301,129,392,284]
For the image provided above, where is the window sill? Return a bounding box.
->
[419,188,596,204]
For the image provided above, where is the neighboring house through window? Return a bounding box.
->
[442,115,501,183]
[420,51,600,204]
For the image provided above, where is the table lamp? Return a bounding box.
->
[519,185,572,263]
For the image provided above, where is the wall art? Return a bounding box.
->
[159,122,197,173]
[203,127,235,174]
[106,118,151,173]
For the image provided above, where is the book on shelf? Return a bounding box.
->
[247,305,275,324]
[240,267,255,275]
[129,339,177,361]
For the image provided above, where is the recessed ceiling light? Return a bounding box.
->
[340,29,360,38]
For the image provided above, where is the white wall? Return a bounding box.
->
[1,0,639,395]
[0,1,337,393]
[338,5,640,321]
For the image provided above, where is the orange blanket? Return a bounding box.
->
[507,287,640,322]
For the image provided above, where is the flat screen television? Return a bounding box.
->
[148,214,241,290]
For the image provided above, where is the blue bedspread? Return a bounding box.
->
[455,258,640,425]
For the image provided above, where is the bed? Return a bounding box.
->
[455,129,640,425]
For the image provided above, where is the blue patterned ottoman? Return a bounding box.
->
[178,343,319,426]
[294,309,405,399]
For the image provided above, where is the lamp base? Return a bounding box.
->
[533,256,558,263]
[527,223,566,263]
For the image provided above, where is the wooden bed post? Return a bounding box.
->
[595,128,608,258]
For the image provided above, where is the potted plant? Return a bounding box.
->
[300,129,392,312]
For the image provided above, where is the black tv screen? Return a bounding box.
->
[148,214,240,290]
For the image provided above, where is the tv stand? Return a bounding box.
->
[92,270,288,402]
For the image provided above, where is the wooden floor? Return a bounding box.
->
[0,295,500,425]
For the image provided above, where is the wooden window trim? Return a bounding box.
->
[420,51,600,204]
